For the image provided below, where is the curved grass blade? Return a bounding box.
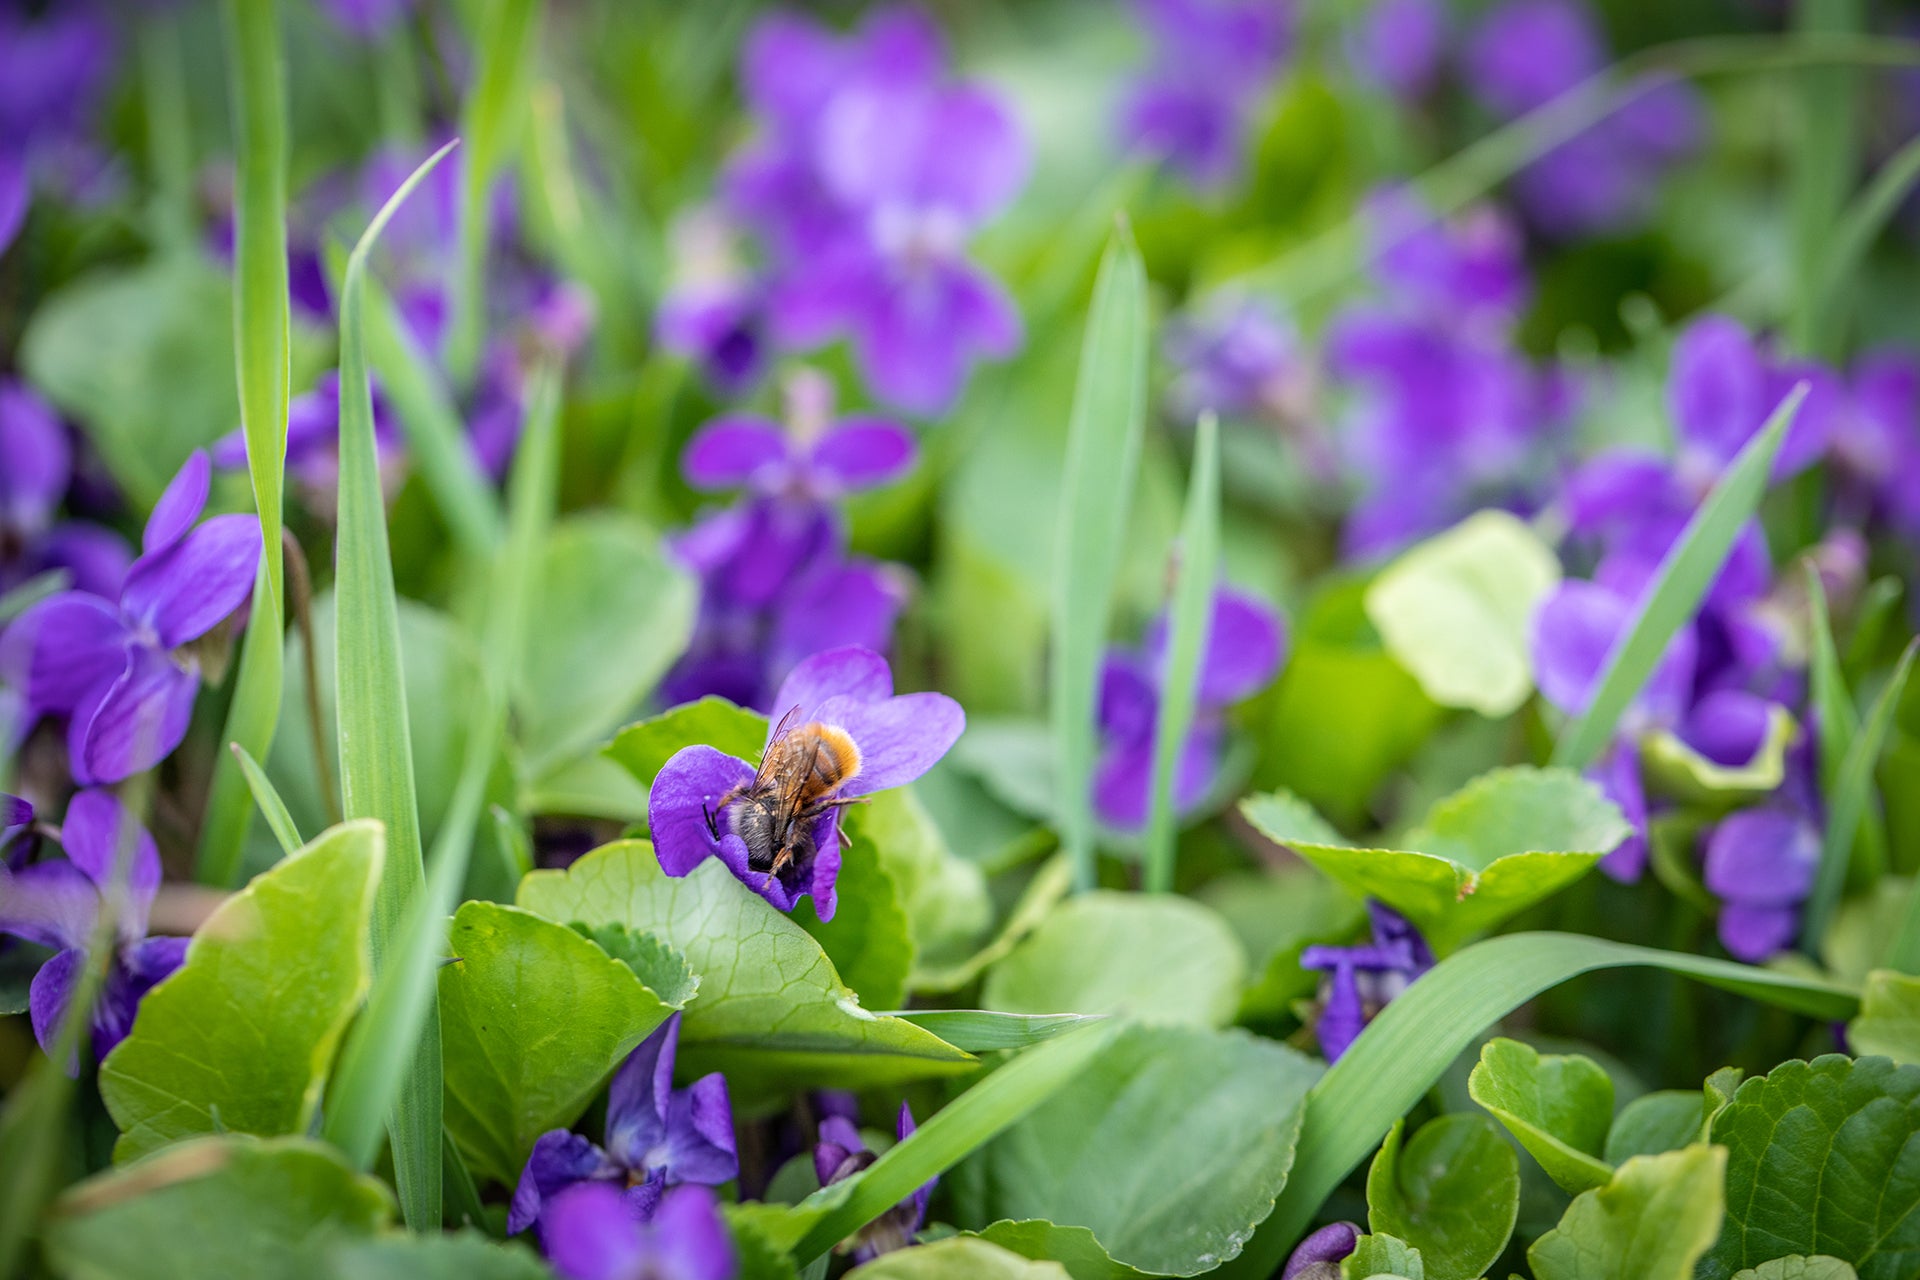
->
[231,742,302,857]
[196,0,290,888]
[1145,413,1220,895]
[1223,930,1858,1277]
[335,137,460,1229]
[1051,222,1149,894]
[881,1011,1107,1052]
[1806,131,1920,347]
[1551,386,1805,771]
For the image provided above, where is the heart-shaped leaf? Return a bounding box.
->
[1529,1146,1727,1280]
[1365,1114,1518,1280]
[1466,1037,1615,1194]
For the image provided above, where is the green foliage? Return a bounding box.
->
[1467,1037,1616,1194]
[327,1232,554,1280]
[100,821,383,1161]
[887,1010,1108,1051]
[1808,641,1917,951]
[1341,1234,1425,1279]
[1528,1146,1728,1280]
[1604,1090,1708,1163]
[1731,1260,1861,1280]
[516,840,974,1095]
[1849,970,1920,1065]
[1242,768,1630,952]
[980,890,1245,1026]
[852,787,993,977]
[794,823,914,1011]
[1365,1115,1518,1280]
[603,697,769,797]
[1197,865,1366,1022]
[1701,1055,1920,1280]
[852,1238,1072,1279]
[438,901,694,1186]
[1362,510,1561,717]
[970,1221,1156,1280]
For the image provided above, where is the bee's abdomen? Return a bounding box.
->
[806,724,861,789]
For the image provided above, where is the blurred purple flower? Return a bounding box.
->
[657,209,771,397]
[1163,295,1314,429]
[314,0,416,41]
[1828,348,1920,535]
[540,1182,736,1280]
[1668,314,1834,481]
[0,789,187,1071]
[1367,192,1531,327]
[510,1014,736,1241]
[1300,902,1433,1062]
[0,3,117,254]
[1347,0,1446,101]
[0,379,131,599]
[1701,804,1819,962]
[212,372,406,502]
[1092,588,1284,830]
[648,647,964,920]
[1120,0,1292,189]
[0,451,260,784]
[1282,1222,1362,1280]
[682,373,916,501]
[814,1102,933,1262]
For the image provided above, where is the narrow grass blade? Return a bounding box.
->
[335,138,460,1228]
[1145,413,1220,894]
[783,1019,1125,1262]
[1552,386,1805,772]
[1788,0,1862,356]
[1807,132,1920,345]
[880,1011,1107,1052]
[1219,931,1858,1276]
[1806,568,1887,880]
[1050,222,1149,893]
[231,742,302,856]
[196,0,291,888]
[1805,639,1915,950]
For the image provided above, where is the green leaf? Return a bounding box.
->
[1342,1234,1425,1279]
[1145,412,1221,893]
[1365,1115,1518,1280]
[885,1011,1108,1053]
[515,514,697,772]
[325,1232,553,1280]
[914,855,1075,995]
[851,1238,1072,1280]
[1639,703,1797,807]
[334,138,459,1229]
[1242,768,1628,952]
[959,1024,1321,1276]
[1701,1054,1920,1280]
[516,841,974,1096]
[1810,640,1917,952]
[1467,1038,1615,1194]
[856,787,994,976]
[231,743,302,857]
[1732,1259,1861,1280]
[1052,223,1149,893]
[1198,866,1367,1022]
[438,901,694,1186]
[1363,511,1560,718]
[1848,970,1920,1065]
[1552,387,1802,770]
[969,1221,1157,1280]
[1528,1146,1728,1280]
[1225,933,1857,1279]
[794,825,914,1011]
[604,697,770,797]
[1604,1091,1708,1163]
[44,1136,393,1280]
[980,890,1244,1026]
[1804,573,1885,880]
[100,821,383,1161]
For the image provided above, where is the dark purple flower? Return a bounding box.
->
[0,789,187,1071]
[0,452,260,783]
[314,0,416,40]
[212,372,406,502]
[1828,348,1920,536]
[1668,314,1833,481]
[510,1013,736,1241]
[682,372,916,502]
[1531,578,1697,731]
[0,380,131,599]
[1300,903,1433,1062]
[1163,295,1314,429]
[1282,1221,1362,1280]
[0,3,117,254]
[648,647,964,920]
[1119,0,1292,189]
[1347,0,1446,101]
[657,209,771,397]
[1589,739,1648,882]
[814,1102,933,1262]
[1092,588,1284,830]
[1367,192,1531,327]
[1701,805,1819,962]
[541,1182,736,1280]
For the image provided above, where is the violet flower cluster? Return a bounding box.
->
[814,1102,933,1262]
[660,372,916,714]
[1118,0,1293,190]
[1299,902,1433,1062]
[0,1,118,255]
[663,5,1029,415]
[1,379,131,600]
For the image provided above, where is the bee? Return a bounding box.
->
[705,707,864,886]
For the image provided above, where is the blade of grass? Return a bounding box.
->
[1050,222,1149,894]
[1805,132,1920,346]
[879,1011,1107,1052]
[1787,0,1861,357]
[1145,413,1220,894]
[1805,639,1915,950]
[1805,568,1887,882]
[1551,386,1805,772]
[1219,930,1859,1276]
[335,137,460,1229]
[196,0,291,888]
[230,742,302,857]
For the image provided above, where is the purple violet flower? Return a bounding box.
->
[1830,348,1920,534]
[1300,902,1433,1062]
[540,1182,736,1280]
[657,208,771,398]
[314,0,416,41]
[0,3,118,254]
[814,1102,933,1262]
[1701,805,1820,962]
[510,1013,736,1241]
[1092,588,1284,830]
[648,647,964,920]
[1162,295,1318,433]
[0,379,131,599]
[1347,0,1446,102]
[0,451,261,784]
[0,789,187,1071]
[1119,0,1293,189]
[1282,1221,1363,1280]
[212,372,406,504]
[682,373,916,501]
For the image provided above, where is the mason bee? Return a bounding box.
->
[706,707,864,886]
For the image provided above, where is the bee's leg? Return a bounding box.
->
[761,846,794,889]
[703,803,719,840]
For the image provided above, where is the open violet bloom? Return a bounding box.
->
[682,370,916,503]
[1701,804,1821,963]
[0,451,260,784]
[0,2,117,255]
[540,1183,736,1280]
[648,647,964,920]
[1092,588,1284,831]
[0,379,131,599]
[1281,1221,1362,1280]
[511,1013,737,1241]
[1300,902,1434,1062]
[0,789,187,1071]
[1119,0,1293,189]
[815,1103,933,1261]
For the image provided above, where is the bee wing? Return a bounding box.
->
[785,732,827,824]
[754,704,806,787]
